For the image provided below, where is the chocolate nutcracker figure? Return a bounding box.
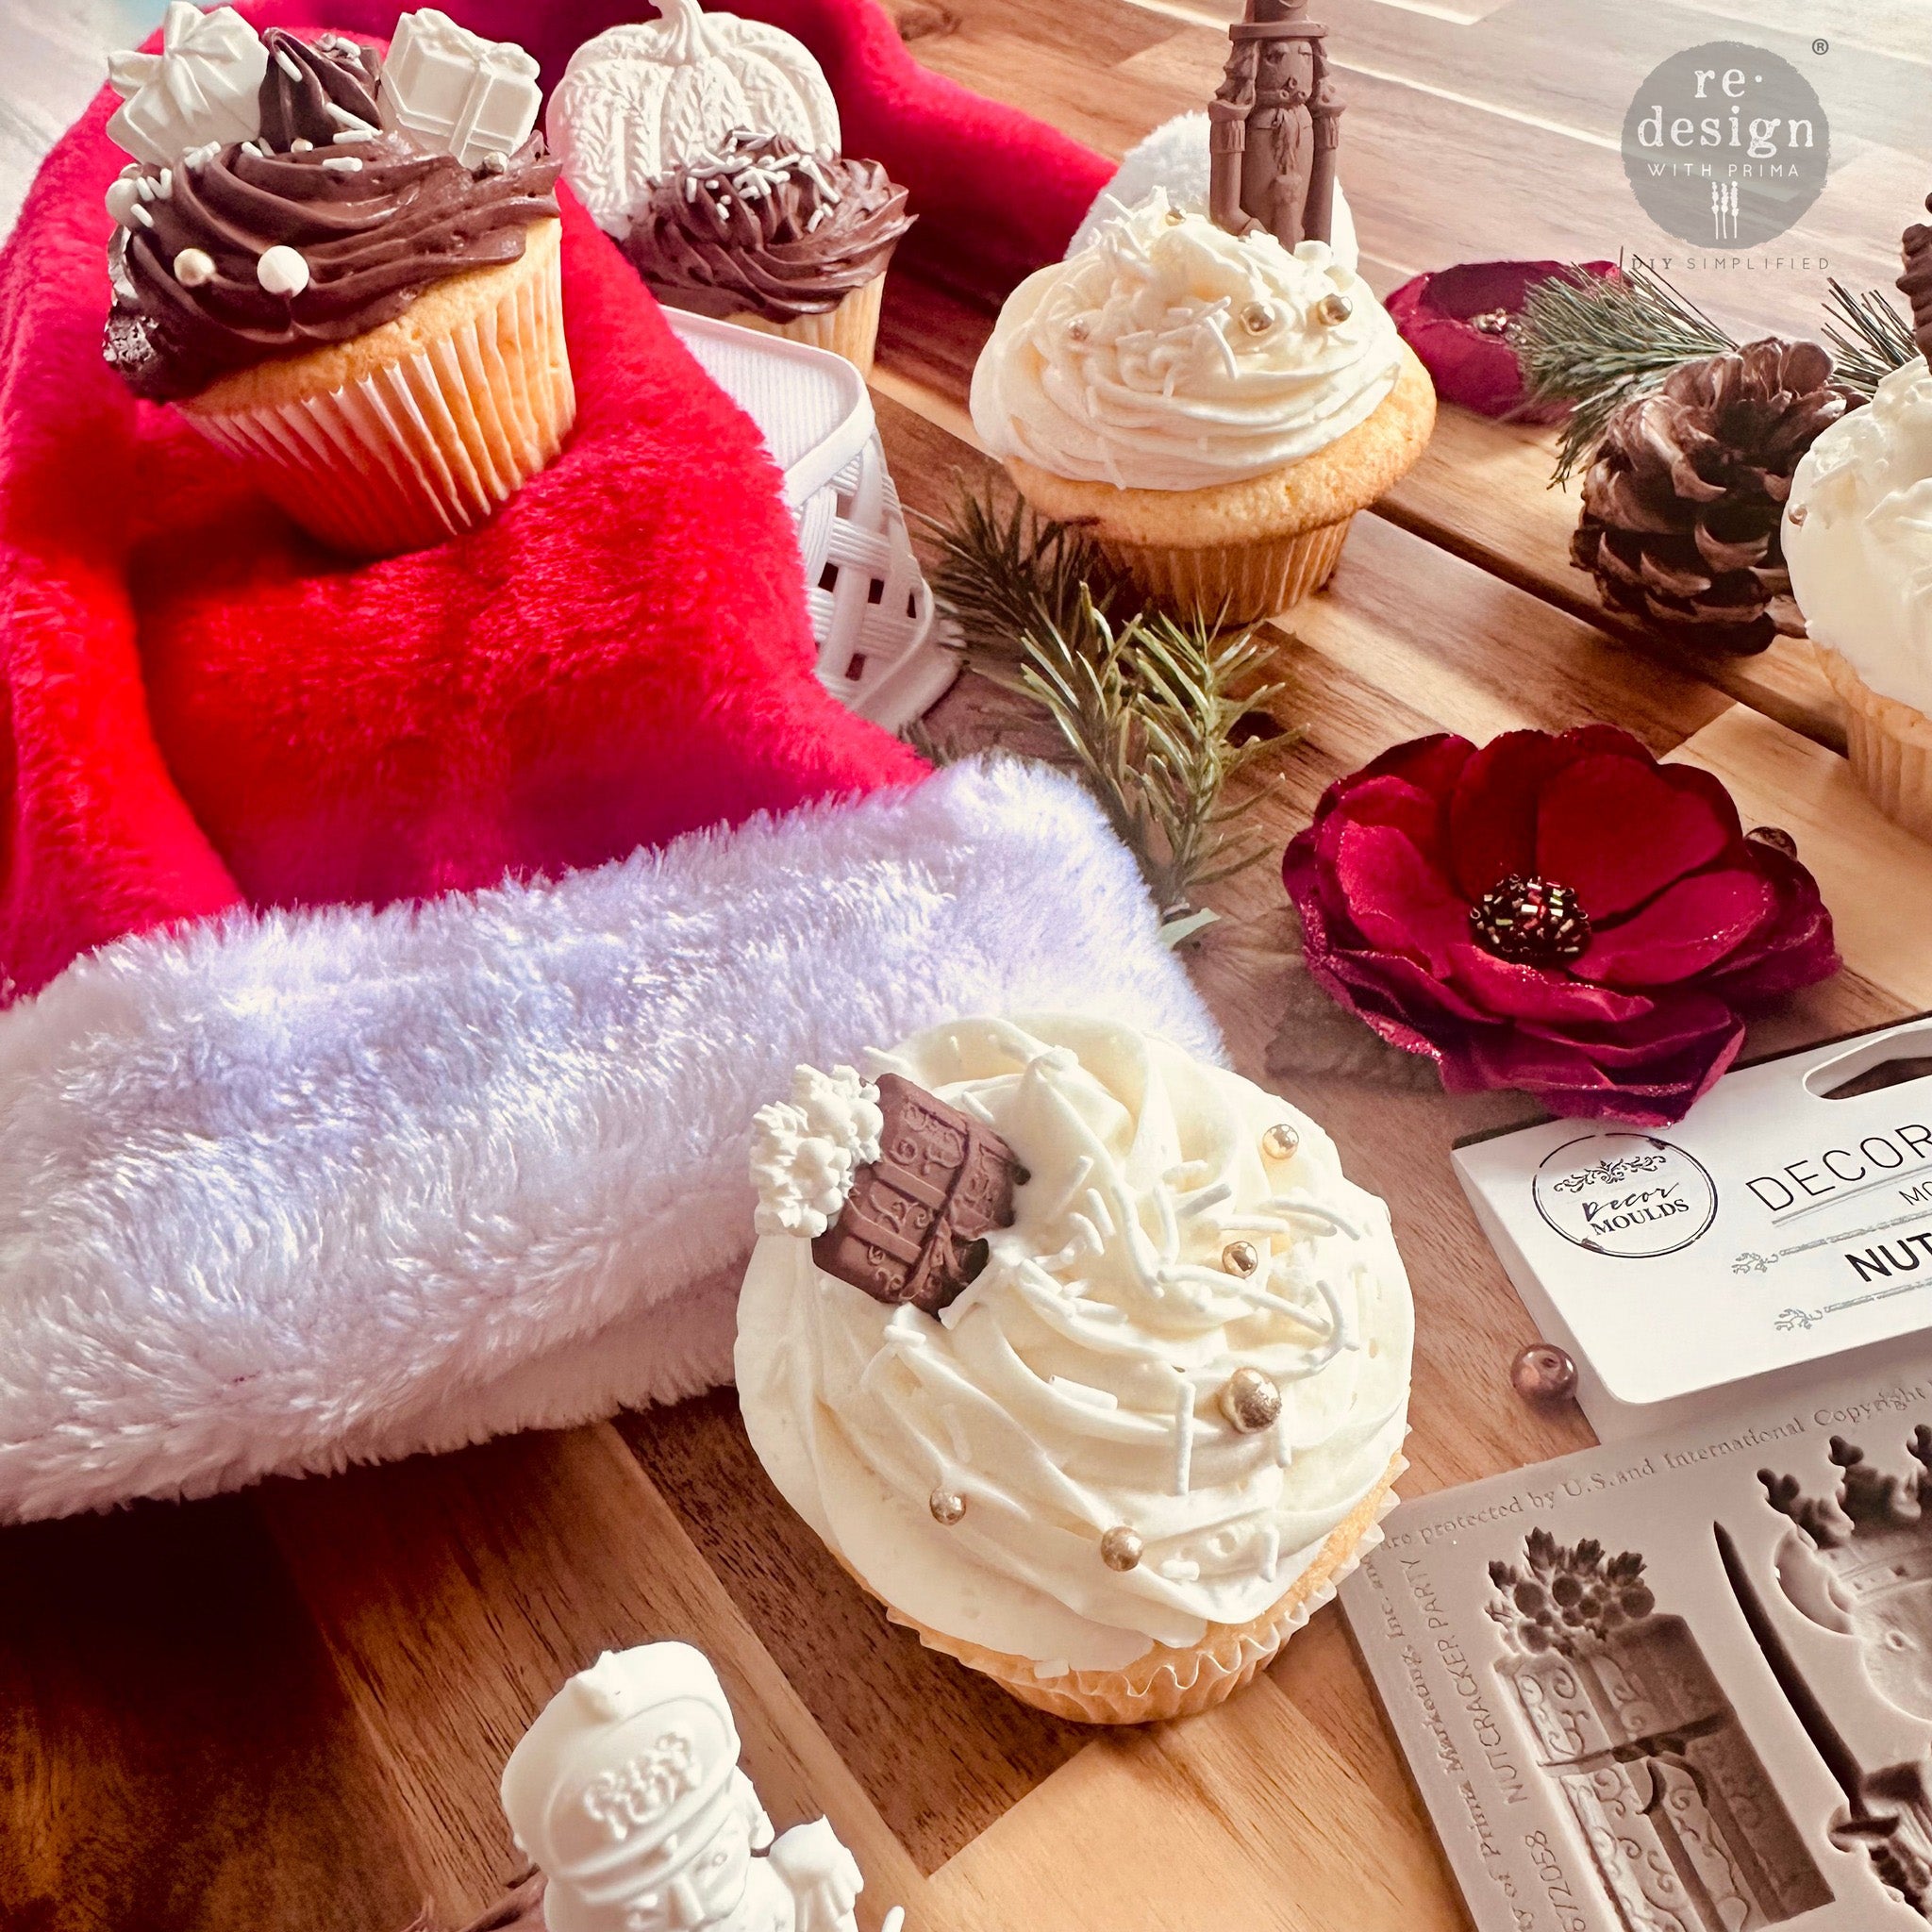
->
[1208,0,1341,249]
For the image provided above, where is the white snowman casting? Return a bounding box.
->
[502,1642,898,1932]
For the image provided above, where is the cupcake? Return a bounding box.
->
[735,1015,1412,1724]
[546,8,909,377]
[102,8,574,557]
[618,131,911,377]
[969,189,1434,625]
[1784,355,1932,842]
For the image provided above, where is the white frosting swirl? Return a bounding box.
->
[1786,358,1932,712]
[968,189,1402,492]
[734,1014,1412,1674]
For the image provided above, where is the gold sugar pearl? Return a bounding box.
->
[1068,316,1091,341]
[1241,301,1276,335]
[929,1487,967,1525]
[1315,291,1354,325]
[1100,1525,1144,1572]
[1261,1123,1300,1161]
[1165,206,1186,225]
[1220,1366,1283,1434]
[1222,1240,1259,1277]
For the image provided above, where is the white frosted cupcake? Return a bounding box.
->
[969,190,1435,624]
[1785,358,1932,841]
[735,1014,1412,1724]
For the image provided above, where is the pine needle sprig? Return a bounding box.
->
[917,490,1295,923]
[1821,277,1919,399]
[1514,257,1737,484]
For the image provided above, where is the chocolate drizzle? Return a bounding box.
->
[256,29,381,151]
[102,31,560,403]
[622,131,912,325]
[812,1074,1024,1315]
[1901,193,1932,374]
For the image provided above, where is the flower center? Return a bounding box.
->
[1469,874,1592,965]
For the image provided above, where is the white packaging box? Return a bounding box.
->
[1453,1016,1932,1439]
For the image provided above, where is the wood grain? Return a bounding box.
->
[3,4,1928,1928]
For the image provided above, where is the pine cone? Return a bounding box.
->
[1901,198,1932,370]
[1571,339,1849,654]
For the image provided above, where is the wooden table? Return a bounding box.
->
[6,4,1931,1928]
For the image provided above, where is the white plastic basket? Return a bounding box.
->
[665,309,957,733]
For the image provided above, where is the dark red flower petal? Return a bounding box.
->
[1325,774,1448,871]
[1356,732,1474,806]
[1331,822,1469,973]
[1386,260,1619,421]
[1536,754,1731,916]
[1449,942,1654,1024]
[1574,869,1774,987]
[1447,730,1591,899]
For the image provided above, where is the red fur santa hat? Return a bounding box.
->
[0,1,1219,1522]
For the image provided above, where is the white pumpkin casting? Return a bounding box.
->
[547,0,841,237]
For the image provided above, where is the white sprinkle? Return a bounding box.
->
[131,203,154,229]
[1050,1376,1118,1411]
[325,102,375,131]
[1159,1557,1201,1583]
[156,169,172,201]
[275,45,303,80]
[807,205,829,231]
[1176,1182,1232,1221]
[241,142,265,159]
[172,246,216,288]
[257,243,309,296]
[684,175,699,202]
[183,142,219,171]
[480,151,508,174]
[1173,1385,1194,1496]
[290,137,313,153]
[321,155,364,174]
[331,127,378,143]
[135,175,157,202]
[1260,1522,1281,1581]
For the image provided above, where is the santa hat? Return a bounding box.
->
[0,2,1214,1523]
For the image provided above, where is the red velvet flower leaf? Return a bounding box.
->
[1574,870,1775,987]
[1535,754,1731,917]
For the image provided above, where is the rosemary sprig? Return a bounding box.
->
[918,491,1295,924]
[1820,277,1918,399]
[1514,257,1737,484]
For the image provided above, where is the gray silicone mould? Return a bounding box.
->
[1341,1354,1932,1928]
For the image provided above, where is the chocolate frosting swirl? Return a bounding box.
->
[103,33,560,403]
[257,28,381,151]
[622,132,912,325]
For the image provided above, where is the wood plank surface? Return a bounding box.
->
[5,3,1932,1930]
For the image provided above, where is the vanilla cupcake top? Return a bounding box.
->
[968,189,1402,492]
[1785,358,1932,711]
[735,1014,1412,1675]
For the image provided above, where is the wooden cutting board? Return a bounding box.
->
[4,2,1929,1927]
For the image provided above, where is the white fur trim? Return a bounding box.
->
[0,759,1221,1522]
[1068,110,1358,272]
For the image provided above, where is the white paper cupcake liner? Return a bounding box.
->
[186,231,575,558]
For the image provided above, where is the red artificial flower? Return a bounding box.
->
[1386,260,1618,421]
[1282,727,1839,1124]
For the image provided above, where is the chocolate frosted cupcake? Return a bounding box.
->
[623,131,911,375]
[102,8,573,556]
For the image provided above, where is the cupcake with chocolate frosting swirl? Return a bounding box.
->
[99,8,574,557]
[623,131,911,375]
